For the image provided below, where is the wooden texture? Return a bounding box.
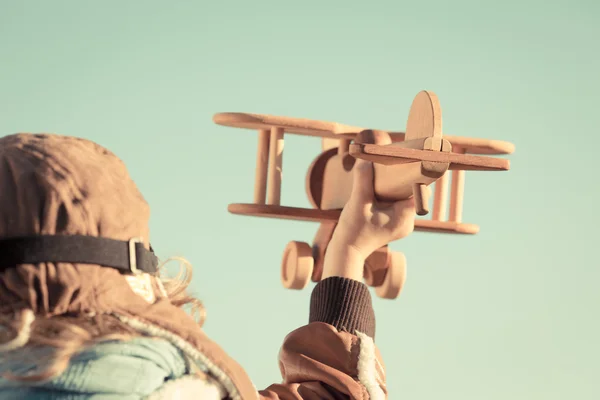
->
[227,203,480,234]
[449,147,466,222]
[374,251,407,299]
[305,147,338,209]
[353,91,448,204]
[280,241,314,290]
[213,112,515,155]
[403,91,447,213]
[217,90,515,298]
[413,183,430,216]
[349,144,510,171]
[405,91,442,140]
[267,127,284,205]
[253,129,270,204]
[433,172,449,221]
[320,152,355,210]
[321,137,339,151]
[363,246,391,287]
[390,133,514,155]
[214,112,359,138]
[338,138,351,154]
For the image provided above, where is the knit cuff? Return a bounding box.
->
[309,277,376,339]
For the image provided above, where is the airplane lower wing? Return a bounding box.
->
[227,203,480,234]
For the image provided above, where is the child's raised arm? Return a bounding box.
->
[258,159,417,399]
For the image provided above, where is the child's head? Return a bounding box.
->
[0,133,203,380]
[0,133,150,242]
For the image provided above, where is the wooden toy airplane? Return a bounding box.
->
[214,91,514,300]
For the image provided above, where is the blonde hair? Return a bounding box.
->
[0,257,205,382]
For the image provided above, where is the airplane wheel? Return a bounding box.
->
[364,265,386,287]
[374,251,407,300]
[363,246,390,287]
[281,241,314,290]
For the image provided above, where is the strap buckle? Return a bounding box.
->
[128,237,144,275]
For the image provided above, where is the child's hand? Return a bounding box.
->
[322,158,419,281]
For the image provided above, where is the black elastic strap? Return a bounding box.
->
[0,235,159,274]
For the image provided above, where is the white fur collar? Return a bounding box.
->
[145,375,226,400]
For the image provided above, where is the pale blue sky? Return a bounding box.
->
[1,1,598,398]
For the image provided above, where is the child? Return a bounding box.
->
[0,133,416,399]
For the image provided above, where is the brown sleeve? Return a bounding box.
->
[258,277,387,399]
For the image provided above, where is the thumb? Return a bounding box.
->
[351,158,375,203]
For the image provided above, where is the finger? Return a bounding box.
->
[392,197,416,219]
[351,158,375,204]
